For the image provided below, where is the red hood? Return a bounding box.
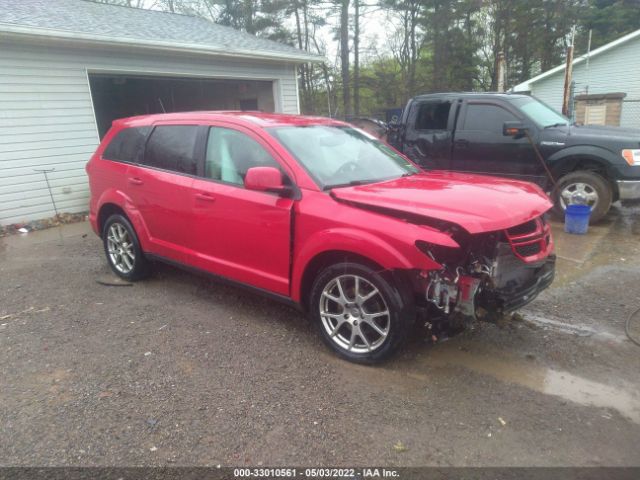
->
[330,171,553,234]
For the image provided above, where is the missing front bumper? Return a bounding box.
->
[478,254,556,315]
[418,254,556,325]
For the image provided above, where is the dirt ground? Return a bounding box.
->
[1,205,639,467]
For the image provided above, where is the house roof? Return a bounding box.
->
[0,0,323,63]
[512,28,640,91]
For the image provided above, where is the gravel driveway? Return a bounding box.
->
[1,206,639,466]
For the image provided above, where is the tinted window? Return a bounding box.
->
[205,127,279,186]
[414,102,450,130]
[103,127,150,163]
[463,104,518,133]
[143,125,199,174]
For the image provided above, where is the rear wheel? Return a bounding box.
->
[102,214,150,281]
[552,170,612,223]
[309,262,412,364]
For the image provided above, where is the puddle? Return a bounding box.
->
[543,369,640,423]
[521,313,627,343]
[549,204,640,287]
[422,346,640,424]
[0,221,91,252]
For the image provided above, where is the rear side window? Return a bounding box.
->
[462,104,518,133]
[143,125,199,175]
[103,127,150,163]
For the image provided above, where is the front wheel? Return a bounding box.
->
[552,171,612,223]
[309,262,413,364]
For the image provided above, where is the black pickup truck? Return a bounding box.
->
[387,93,640,222]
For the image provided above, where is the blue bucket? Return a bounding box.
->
[564,204,592,234]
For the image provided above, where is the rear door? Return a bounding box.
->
[188,124,294,295]
[402,100,454,169]
[126,124,200,262]
[451,101,542,181]
[95,126,150,226]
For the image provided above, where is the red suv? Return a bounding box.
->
[87,112,555,363]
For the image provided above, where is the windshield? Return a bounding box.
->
[510,96,570,128]
[268,125,419,189]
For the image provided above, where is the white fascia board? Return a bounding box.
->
[512,28,640,91]
[0,23,326,64]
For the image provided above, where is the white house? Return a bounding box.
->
[0,0,321,225]
[513,29,640,129]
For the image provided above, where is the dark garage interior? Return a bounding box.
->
[89,73,276,138]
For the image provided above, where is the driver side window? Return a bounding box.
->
[463,104,518,133]
[205,127,279,186]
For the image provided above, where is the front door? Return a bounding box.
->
[451,101,543,183]
[188,125,293,295]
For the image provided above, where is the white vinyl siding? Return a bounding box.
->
[0,41,300,225]
[515,35,640,129]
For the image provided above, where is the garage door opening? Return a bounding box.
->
[88,73,276,138]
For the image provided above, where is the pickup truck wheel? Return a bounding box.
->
[552,171,612,223]
[309,262,412,364]
[102,214,150,281]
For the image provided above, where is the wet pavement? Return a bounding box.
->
[0,205,639,466]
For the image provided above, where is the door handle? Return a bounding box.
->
[195,193,216,202]
[128,177,143,185]
[454,139,469,148]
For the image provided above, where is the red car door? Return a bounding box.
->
[127,124,199,262]
[187,124,294,296]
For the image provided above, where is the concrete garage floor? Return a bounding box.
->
[0,206,639,467]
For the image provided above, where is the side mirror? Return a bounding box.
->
[244,166,288,195]
[503,121,528,139]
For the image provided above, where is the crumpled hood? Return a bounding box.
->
[330,172,553,234]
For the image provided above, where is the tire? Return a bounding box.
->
[309,262,413,364]
[102,214,150,281]
[552,170,612,223]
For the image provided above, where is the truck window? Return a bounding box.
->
[462,104,517,133]
[414,102,450,130]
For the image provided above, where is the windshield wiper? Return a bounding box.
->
[544,122,568,129]
[323,179,374,190]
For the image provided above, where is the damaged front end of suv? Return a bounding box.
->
[413,215,555,332]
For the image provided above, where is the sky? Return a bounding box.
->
[307,4,398,67]
[135,0,397,67]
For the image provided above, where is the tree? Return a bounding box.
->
[577,0,640,51]
[353,0,360,115]
[382,0,424,102]
[339,0,352,116]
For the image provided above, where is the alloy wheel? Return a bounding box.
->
[106,222,135,274]
[320,274,390,353]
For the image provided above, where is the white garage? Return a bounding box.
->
[0,0,319,225]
